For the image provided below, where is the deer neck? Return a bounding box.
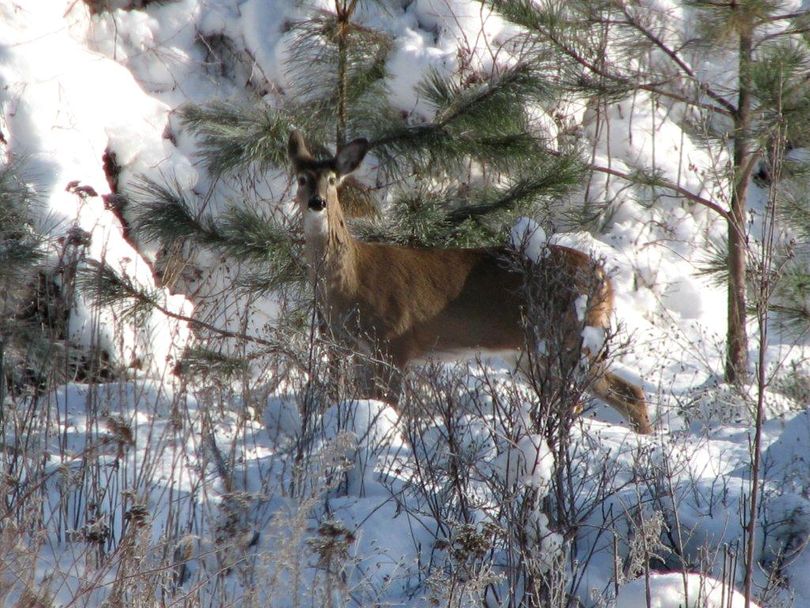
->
[304,202,359,299]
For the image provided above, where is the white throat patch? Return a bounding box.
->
[304,208,329,239]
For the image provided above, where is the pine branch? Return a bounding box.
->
[445,155,582,223]
[617,2,736,115]
[210,208,306,289]
[130,176,221,245]
[216,205,302,267]
[0,162,45,288]
[176,346,249,378]
[781,193,810,243]
[285,12,394,143]
[78,260,296,352]
[419,62,550,127]
[370,63,551,177]
[77,259,160,321]
[769,255,810,336]
[694,236,730,286]
[355,152,581,246]
[353,189,455,246]
[488,0,735,116]
[130,176,306,289]
[751,41,810,146]
[0,162,75,392]
[589,161,731,221]
[0,236,42,281]
[179,102,292,177]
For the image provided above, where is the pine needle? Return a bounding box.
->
[77,260,159,322]
[180,102,292,177]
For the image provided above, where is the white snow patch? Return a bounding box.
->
[581,325,606,356]
[574,294,588,322]
[496,433,553,491]
[616,572,761,608]
[387,27,455,118]
[510,217,547,262]
[264,394,303,440]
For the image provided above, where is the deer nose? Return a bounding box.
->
[308,195,327,211]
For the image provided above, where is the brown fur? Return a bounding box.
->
[289,131,652,434]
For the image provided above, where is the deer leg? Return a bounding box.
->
[373,361,403,404]
[352,350,403,405]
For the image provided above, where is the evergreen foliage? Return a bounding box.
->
[0,162,60,394]
[357,154,582,247]
[0,163,43,286]
[176,345,249,379]
[369,62,554,175]
[78,259,159,323]
[753,36,810,337]
[285,9,394,146]
[771,262,810,335]
[773,164,810,335]
[131,177,305,293]
[179,102,292,178]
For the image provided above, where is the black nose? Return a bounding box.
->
[308,196,326,211]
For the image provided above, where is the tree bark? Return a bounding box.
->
[726,210,748,384]
[335,0,354,148]
[726,19,754,384]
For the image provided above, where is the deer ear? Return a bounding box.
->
[288,130,311,166]
[335,138,369,176]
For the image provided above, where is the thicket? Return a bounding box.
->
[1,0,809,606]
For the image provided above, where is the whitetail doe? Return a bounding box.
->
[289,131,652,434]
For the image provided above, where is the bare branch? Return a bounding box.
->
[542,23,735,117]
[618,5,737,115]
[589,164,730,221]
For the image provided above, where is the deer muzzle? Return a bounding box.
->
[308,195,327,212]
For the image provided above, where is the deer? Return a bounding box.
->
[288,130,652,434]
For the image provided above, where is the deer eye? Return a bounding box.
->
[328,175,337,186]
[297,175,307,186]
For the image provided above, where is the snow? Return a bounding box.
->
[264,393,303,440]
[510,216,547,261]
[616,573,761,608]
[513,434,553,490]
[581,325,606,355]
[1,0,809,607]
[320,400,402,496]
[387,27,455,117]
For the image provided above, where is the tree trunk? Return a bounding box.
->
[725,19,754,384]
[335,0,354,148]
[336,21,348,147]
[726,187,749,383]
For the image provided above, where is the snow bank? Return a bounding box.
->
[3,1,810,607]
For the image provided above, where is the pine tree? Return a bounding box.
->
[120,0,584,371]
[487,0,810,384]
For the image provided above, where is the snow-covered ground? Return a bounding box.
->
[1,1,809,607]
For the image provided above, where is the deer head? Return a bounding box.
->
[287,130,369,246]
